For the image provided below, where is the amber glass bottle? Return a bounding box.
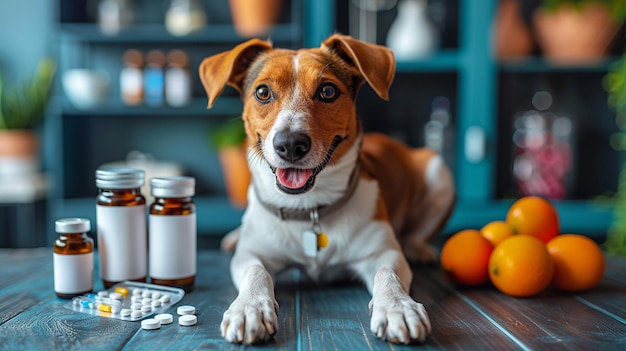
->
[53,218,94,299]
[149,176,196,291]
[96,168,147,288]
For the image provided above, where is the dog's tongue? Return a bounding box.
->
[276,168,313,189]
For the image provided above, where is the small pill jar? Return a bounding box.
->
[96,168,147,288]
[53,218,94,299]
[149,176,196,291]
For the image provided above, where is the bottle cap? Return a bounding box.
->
[96,168,145,189]
[167,50,188,67]
[146,50,166,67]
[55,218,91,233]
[123,49,144,67]
[151,176,195,198]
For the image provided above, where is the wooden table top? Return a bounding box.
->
[1,248,625,350]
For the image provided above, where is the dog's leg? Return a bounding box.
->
[403,154,455,263]
[352,244,431,344]
[221,254,279,344]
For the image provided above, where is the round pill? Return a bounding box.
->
[133,288,143,296]
[151,300,161,308]
[109,292,123,300]
[141,318,161,330]
[160,295,171,303]
[97,291,108,297]
[154,313,173,325]
[178,314,197,326]
[111,305,121,314]
[131,310,143,318]
[177,305,195,315]
[131,295,141,303]
[141,298,152,305]
[141,305,152,313]
[131,303,142,310]
[121,308,132,317]
[142,291,151,298]
[152,292,161,299]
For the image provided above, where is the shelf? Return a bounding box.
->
[445,199,614,239]
[58,23,301,44]
[57,96,243,117]
[498,56,621,73]
[47,195,244,237]
[47,196,613,243]
[396,50,460,72]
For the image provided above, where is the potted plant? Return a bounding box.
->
[210,118,250,208]
[533,0,626,64]
[603,54,626,257]
[0,58,56,177]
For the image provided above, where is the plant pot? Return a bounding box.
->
[493,0,533,60]
[218,145,251,208]
[0,129,39,176]
[228,0,284,37]
[533,3,620,65]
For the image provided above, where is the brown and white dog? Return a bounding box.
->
[199,34,455,345]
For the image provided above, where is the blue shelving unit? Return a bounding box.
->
[47,0,615,246]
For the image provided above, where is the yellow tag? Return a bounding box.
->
[317,232,329,249]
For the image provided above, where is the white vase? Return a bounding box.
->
[386,0,439,60]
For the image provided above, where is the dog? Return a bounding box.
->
[199,34,455,345]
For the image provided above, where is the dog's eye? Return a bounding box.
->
[318,83,339,103]
[255,85,272,103]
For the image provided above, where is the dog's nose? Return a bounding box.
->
[273,131,311,162]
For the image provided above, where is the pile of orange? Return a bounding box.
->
[440,196,605,297]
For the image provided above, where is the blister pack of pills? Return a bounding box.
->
[64,281,185,321]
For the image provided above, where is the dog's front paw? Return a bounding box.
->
[369,295,431,344]
[221,294,279,344]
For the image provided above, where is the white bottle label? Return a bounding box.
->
[149,213,196,280]
[53,252,93,294]
[97,205,147,282]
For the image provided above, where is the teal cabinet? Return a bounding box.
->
[46,0,616,245]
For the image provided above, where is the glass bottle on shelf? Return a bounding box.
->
[144,50,166,107]
[98,0,134,35]
[165,0,207,37]
[120,49,144,106]
[165,50,191,107]
[512,91,573,200]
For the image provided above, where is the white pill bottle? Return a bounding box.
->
[149,176,196,292]
[53,218,94,298]
[96,168,147,288]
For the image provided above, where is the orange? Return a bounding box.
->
[489,235,554,297]
[546,234,605,291]
[506,196,559,243]
[441,229,494,286]
[480,221,514,246]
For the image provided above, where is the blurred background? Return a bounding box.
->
[1,0,625,251]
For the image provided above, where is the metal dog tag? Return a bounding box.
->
[303,230,318,257]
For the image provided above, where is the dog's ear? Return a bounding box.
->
[321,34,395,100]
[199,39,273,108]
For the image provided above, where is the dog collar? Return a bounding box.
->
[254,165,360,222]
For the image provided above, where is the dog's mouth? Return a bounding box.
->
[271,135,345,195]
